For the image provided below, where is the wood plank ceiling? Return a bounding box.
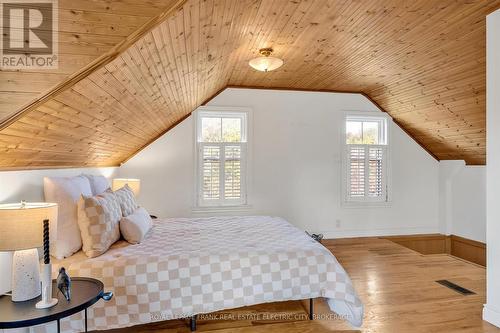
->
[0,0,498,169]
[0,0,179,121]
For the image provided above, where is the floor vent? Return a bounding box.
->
[436,280,475,295]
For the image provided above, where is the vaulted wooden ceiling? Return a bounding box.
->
[0,0,498,169]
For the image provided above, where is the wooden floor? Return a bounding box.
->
[98,238,499,333]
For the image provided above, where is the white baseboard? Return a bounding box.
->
[320,227,440,239]
[483,304,500,328]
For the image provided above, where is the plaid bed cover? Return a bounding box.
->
[35,216,363,332]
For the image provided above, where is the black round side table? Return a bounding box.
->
[0,277,113,333]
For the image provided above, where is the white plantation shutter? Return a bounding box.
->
[199,143,246,206]
[368,147,384,197]
[198,143,246,206]
[346,145,387,202]
[224,145,242,199]
[196,108,248,207]
[348,146,365,197]
[202,145,220,200]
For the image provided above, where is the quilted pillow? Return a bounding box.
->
[77,191,121,258]
[114,184,138,216]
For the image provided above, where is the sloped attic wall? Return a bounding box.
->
[119,88,441,237]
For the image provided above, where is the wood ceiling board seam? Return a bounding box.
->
[144,29,185,112]
[98,62,172,130]
[168,6,194,112]
[13,117,145,151]
[310,3,478,89]
[116,50,175,118]
[56,0,172,17]
[0,164,120,171]
[127,42,175,120]
[205,0,234,93]
[185,0,201,107]
[37,100,158,148]
[284,2,393,88]
[204,0,230,103]
[89,68,170,132]
[171,9,195,109]
[149,19,187,113]
[387,97,486,116]
[49,99,157,146]
[160,14,191,113]
[98,54,173,132]
[70,78,161,140]
[208,0,243,98]
[149,29,184,111]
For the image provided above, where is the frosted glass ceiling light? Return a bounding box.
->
[248,48,283,72]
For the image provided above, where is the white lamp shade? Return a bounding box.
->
[0,202,57,251]
[248,56,283,72]
[112,178,141,196]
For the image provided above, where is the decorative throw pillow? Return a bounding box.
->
[114,184,138,216]
[77,191,121,258]
[119,207,152,244]
[83,174,110,195]
[44,175,93,259]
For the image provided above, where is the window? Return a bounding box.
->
[343,114,390,203]
[195,108,248,207]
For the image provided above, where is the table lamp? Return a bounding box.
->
[112,178,141,196]
[0,202,57,304]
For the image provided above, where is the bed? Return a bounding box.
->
[36,215,363,332]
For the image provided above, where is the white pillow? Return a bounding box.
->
[83,174,110,195]
[43,176,92,259]
[119,207,152,244]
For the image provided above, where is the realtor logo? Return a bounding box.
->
[0,0,58,69]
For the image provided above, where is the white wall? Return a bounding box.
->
[0,167,118,295]
[120,88,441,237]
[0,167,118,203]
[484,8,500,328]
[438,161,486,243]
[450,166,486,242]
[438,160,465,236]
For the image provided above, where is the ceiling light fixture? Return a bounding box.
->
[248,48,283,72]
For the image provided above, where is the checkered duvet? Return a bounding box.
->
[36,216,363,332]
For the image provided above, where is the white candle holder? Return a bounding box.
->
[35,263,58,309]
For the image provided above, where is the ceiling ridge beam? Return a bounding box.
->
[0,0,187,132]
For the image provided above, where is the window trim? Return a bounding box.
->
[345,116,388,145]
[341,111,392,207]
[193,106,252,209]
[196,110,248,143]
